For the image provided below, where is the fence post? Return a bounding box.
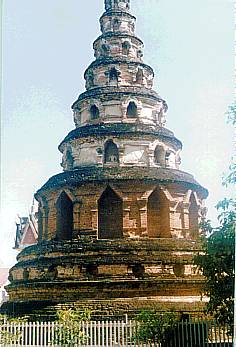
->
[101,320,104,347]
[98,320,101,347]
[109,320,113,347]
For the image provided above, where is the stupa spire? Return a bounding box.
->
[4,0,208,320]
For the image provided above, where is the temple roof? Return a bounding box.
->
[14,212,38,251]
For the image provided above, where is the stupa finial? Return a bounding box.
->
[104,0,130,12]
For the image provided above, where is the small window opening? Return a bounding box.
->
[104,140,119,163]
[127,101,137,118]
[122,41,130,55]
[86,264,98,276]
[137,50,143,58]
[132,264,145,278]
[109,67,119,82]
[113,19,121,30]
[101,43,110,56]
[23,269,29,281]
[173,264,185,278]
[154,146,165,166]
[136,68,144,83]
[90,105,100,120]
[47,265,58,280]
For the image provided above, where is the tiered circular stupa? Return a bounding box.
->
[4,0,208,318]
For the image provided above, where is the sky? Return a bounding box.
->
[1,0,234,268]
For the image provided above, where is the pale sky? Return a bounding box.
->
[1,0,234,267]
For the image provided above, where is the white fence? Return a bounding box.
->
[0,320,136,347]
[0,319,233,347]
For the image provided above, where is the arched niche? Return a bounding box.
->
[104,140,119,164]
[122,41,130,55]
[154,145,165,166]
[136,68,144,83]
[126,101,137,118]
[147,188,170,238]
[113,18,121,30]
[86,264,98,277]
[137,49,143,59]
[47,265,58,280]
[101,43,110,56]
[131,264,145,278]
[23,268,29,281]
[109,67,119,83]
[98,186,123,239]
[90,105,100,120]
[56,192,73,240]
[189,193,199,238]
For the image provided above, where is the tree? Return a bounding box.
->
[225,104,236,185]
[194,199,235,325]
[194,104,236,325]
[194,104,235,325]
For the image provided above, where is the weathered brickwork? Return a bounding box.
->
[34,180,206,241]
[2,0,208,318]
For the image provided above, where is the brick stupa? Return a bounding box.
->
[4,0,208,318]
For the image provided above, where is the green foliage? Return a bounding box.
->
[52,308,91,346]
[0,314,28,323]
[226,103,236,125]
[194,199,236,325]
[195,101,235,326]
[224,103,236,185]
[135,310,179,344]
[0,314,28,324]
[223,163,236,186]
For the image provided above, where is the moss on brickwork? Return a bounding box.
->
[59,123,181,149]
[72,86,161,108]
[36,167,207,197]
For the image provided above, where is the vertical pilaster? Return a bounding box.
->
[72,201,82,238]
[47,201,57,240]
[137,198,148,237]
[182,202,190,230]
[168,201,178,238]
[42,206,49,241]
